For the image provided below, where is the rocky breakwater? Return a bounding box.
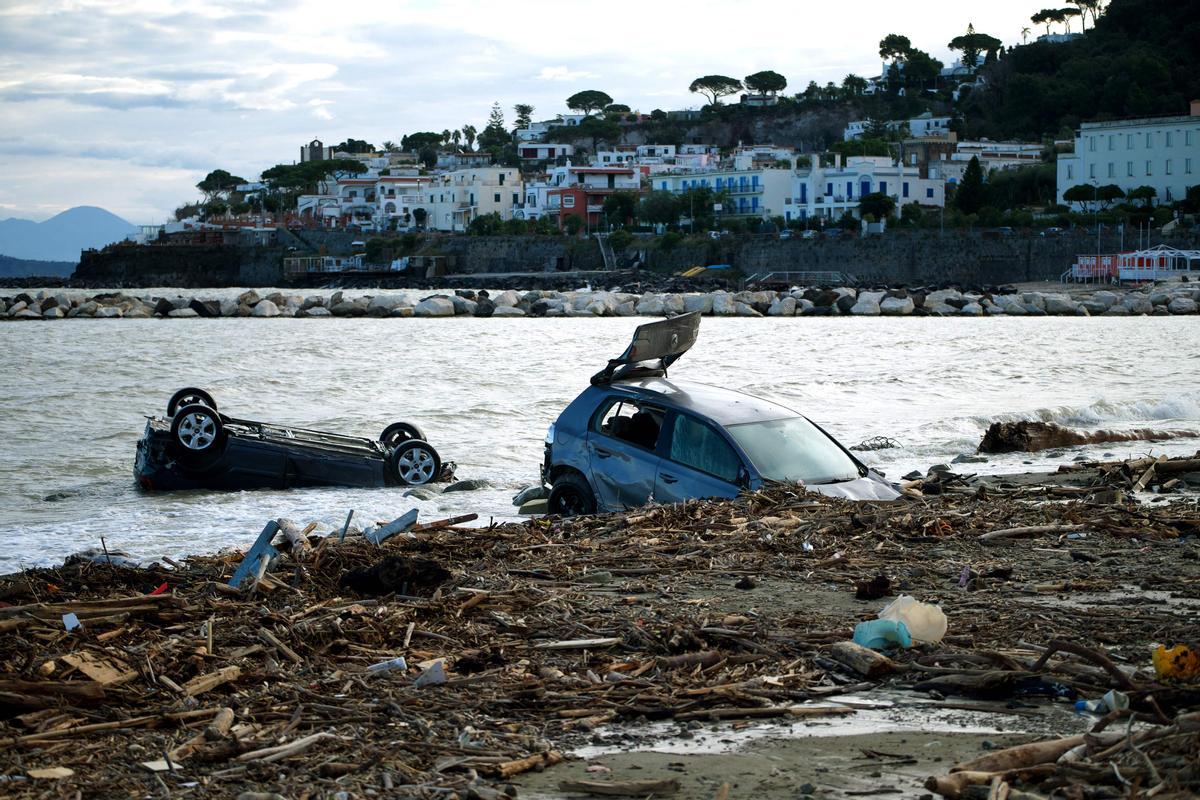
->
[5,283,1200,321]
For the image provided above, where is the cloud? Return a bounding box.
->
[535,66,599,82]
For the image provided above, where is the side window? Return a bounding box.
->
[668,414,740,483]
[593,399,662,450]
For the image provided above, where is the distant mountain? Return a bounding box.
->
[0,254,76,278]
[0,206,137,262]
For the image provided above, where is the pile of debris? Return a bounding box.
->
[1,454,1198,799]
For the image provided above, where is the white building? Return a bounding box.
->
[515,114,590,142]
[732,144,797,170]
[518,143,575,161]
[650,167,794,219]
[788,155,945,222]
[416,167,522,232]
[844,113,952,141]
[936,140,1044,183]
[1056,102,1200,207]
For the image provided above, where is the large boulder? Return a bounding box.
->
[237,290,261,307]
[1089,291,1119,311]
[189,299,221,318]
[493,290,521,308]
[42,305,66,319]
[663,294,685,315]
[473,298,496,317]
[1042,294,1079,315]
[635,294,666,315]
[449,295,476,315]
[167,307,199,318]
[1122,293,1153,315]
[250,300,279,318]
[219,299,239,317]
[153,298,175,317]
[300,306,332,317]
[368,294,406,316]
[389,306,414,318]
[835,294,856,314]
[1168,297,1197,314]
[712,293,738,316]
[414,297,455,317]
[849,296,880,315]
[614,302,637,316]
[767,297,797,316]
[491,305,526,317]
[960,301,985,316]
[94,307,123,318]
[734,302,762,317]
[879,296,914,316]
[683,294,714,314]
[330,300,367,317]
[301,296,326,310]
[12,308,41,320]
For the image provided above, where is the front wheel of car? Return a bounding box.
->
[390,440,441,486]
[380,421,427,448]
[548,474,596,517]
[167,387,216,417]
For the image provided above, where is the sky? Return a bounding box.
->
[0,0,1051,224]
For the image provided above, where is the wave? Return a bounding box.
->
[973,395,1200,429]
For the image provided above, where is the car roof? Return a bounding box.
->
[607,377,799,426]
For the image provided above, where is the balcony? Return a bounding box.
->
[720,184,762,195]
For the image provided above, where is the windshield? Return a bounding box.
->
[726,417,860,485]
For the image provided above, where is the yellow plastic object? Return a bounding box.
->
[1152,644,1200,681]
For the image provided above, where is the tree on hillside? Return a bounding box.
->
[948,23,1002,72]
[1060,6,1081,33]
[332,138,375,154]
[566,90,613,115]
[955,156,986,214]
[1021,26,1031,43]
[260,159,366,207]
[639,191,679,226]
[1096,183,1125,207]
[689,75,743,105]
[605,103,631,114]
[841,74,868,96]
[1127,185,1157,207]
[744,70,787,95]
[859,192,896,221]
[401,132,443,152]
[602,191,638,227]
[441,129,453,146]
[564,115,621,153]
[487,102,505,129]
[1031,8,1065,35]
[477,103,510,150]
[903,49,943,91]
[196,169,246,202]
[382,140,397,152]
[513,103,534,130]
[451,129,462,149]
[878,34,912,62]
[461,124,477,150]
[1063,183,1099,210]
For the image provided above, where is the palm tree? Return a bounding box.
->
[1021,26,1030,43]
[461,125,477,151]
[451,130,462,150]
[382,140,397,152]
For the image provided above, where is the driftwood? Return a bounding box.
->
[558,778,680,796]
[978,523,1085,542]
[829,641,897,678]
[953,735,1085,774]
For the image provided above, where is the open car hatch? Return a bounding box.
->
[591,311,701,385]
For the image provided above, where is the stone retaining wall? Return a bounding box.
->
[6,282,1198,321]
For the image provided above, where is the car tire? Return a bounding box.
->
[380,421,427,447]
[170,404,225,459]
[390,439,441,486]
[168,387,217,417]
[548,474,596,517]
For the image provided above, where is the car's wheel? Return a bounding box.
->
[171,404,224,458]
[168,387,216,417]
[390,440,441,486]
[548,474,596,517]
[380,421,427,447]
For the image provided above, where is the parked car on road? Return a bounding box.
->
[136,388,451,491]
[540,314,899,515]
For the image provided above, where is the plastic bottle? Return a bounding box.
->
[853,619,913,650]
[1074,689,1129,715]
[366,656,408,673]
[877,595,948,644]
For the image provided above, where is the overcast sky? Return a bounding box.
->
[0,1,1049,224]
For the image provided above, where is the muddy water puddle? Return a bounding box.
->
[517,693,1086,799]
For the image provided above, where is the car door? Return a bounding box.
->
[654,411,744,505]
[586,397,665,511]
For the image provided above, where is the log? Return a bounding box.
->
[205,707,236,739]
[829,641,897,678]
[277,519,313,559]
[490,750,564,778]
[925,765,1057,799]
[6,707,222,744]
[259,629,302,664]
[236,731,338,763]
[952,735,1084,774]
[978,524,1085,542]
[0,593,179,620]
[659,651,723,670]
[183,666,241,697]
[533,637,622,650]
[558,778,680,796]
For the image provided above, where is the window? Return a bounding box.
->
[727,417,859,485]
[1107,163,1114,178]
[668,414,740,483]
[903,182,910,198]
[1165,132,1172,147]
[1127,161,1134,177]
[1187,131,1195,146]
[1146,160,1153,176]
[1089,136,1096,151]
[562,195,575,208]
[1126,133,1134,149]
[493,193,501,202]
[595,399,662,451]
[926,187,934,199]
[879,181,888,195]
[1108,135,1114,151]
[1165,160,1172,175]
[498,174,505,185]
[1186,158,1193,174]
[660,181,668,190]
[1089,164,1096,179]
[1067,164,1074,180]
[826,182,833,196]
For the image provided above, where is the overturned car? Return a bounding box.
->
[541,313,899,515]
[136,388,451,491]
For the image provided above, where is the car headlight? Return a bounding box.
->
[544,423,556,445]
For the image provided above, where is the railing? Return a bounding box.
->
[746,270,856,286]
